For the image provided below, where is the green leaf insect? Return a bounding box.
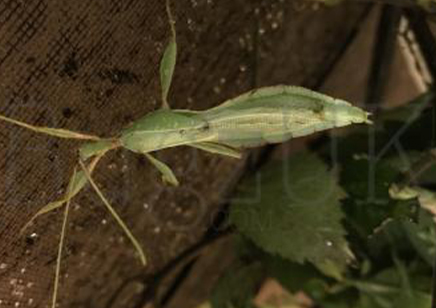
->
[0,0,370,306]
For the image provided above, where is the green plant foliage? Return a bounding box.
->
[418,0,436,11]
[368,209,436,267]
[211,262,264,308]
[229,151,352,276]
[340,155,420,241]
[319,92,435,244]
[403,213,436,266]
[263,255,329,300]
[210,92,436,308]
[350,264,432,308]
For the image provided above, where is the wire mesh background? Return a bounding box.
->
[0,0,365,307]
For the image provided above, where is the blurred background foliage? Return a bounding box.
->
[190,1,436,307]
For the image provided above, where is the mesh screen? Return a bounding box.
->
[0,0,365,307]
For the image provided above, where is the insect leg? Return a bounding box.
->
[21,154,104,233]
[51,168,77,308]
[0,114,101,140]
[144,153,179,186]
[79,159,147,265]
[189,142,242,159]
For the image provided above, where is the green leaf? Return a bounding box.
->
[350,266,432,308]
[339,155,420,241]
[368,210,436,267]
[230,151,351,275]
[403,211,436,266]
[263,255,329,300]
[211,262,264,308]
[323,104,431,240]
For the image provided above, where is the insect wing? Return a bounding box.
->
[200,86,370,148]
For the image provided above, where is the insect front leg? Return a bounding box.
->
[0,114,101,140]
[21,154,103,233]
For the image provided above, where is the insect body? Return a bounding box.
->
[0,0,371,307]
[83,86,371,161]
[119,109,209,154]
[199,86,370,147]
[19,84,370,233]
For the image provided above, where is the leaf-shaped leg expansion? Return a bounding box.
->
[159,0,177,109]
[79,159,147,265]
[144,153,179,186]
[21,155,103,233]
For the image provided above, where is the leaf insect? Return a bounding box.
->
[0,0,371,306]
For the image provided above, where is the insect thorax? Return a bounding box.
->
[119,109,211,153]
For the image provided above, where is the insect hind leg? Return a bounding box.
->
[78,159,147,266]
